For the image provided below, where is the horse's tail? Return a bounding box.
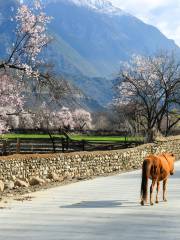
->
[141,159,151,205]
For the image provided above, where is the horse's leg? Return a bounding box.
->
[150,179,156,205]
[163,179,167,202]
[155,181,160,203]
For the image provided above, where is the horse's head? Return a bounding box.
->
[169,153,175,175]
[162,153,175,175]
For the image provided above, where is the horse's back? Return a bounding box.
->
[143,155,160,179]
[144,154,160,168]
[143,153,175,181]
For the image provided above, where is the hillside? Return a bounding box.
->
[0,0,180,109]
[45,0,180,77]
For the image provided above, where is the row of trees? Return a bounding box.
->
[113,53,180,141]
[7,105,92,132]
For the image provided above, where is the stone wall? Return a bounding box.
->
[0,136,179,183]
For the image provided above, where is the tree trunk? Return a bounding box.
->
[145,128,156,143]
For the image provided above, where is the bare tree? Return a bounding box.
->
[113,102,141,135]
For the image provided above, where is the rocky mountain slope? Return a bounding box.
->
[0,0,179,109]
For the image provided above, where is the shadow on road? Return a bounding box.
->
[61,200,140,208]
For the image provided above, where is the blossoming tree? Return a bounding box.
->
[0,72,24,133]
[0,0,52,133]
[114,53,180,142]
[54,107,75,131]
[1,0,51,77]
[73,109,92,130]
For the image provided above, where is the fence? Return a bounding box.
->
[0,136,144,156]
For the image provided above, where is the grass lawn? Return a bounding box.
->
[70,135,143,142]
[0,134,64,139]
[1,133,143,142]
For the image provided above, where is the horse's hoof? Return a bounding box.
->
[140,200,144,206]
[150,202,154,206]
[164,199,167,202]
[155,200,159,204]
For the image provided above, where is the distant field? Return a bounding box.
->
[70,135,143,142]
[1,134,143,142]
[0,134,63,139]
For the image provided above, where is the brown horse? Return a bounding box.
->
[140,153,175,206]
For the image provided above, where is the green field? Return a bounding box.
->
[1,134,62,139]
[0,134,143,142]
[70,135,143,142]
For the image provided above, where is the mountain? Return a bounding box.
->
[0,0,180,110]
[0,0,16,59]
[45,0,180,77]
[52,0,126,15]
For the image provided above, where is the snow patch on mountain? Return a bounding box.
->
[55,0,128,15]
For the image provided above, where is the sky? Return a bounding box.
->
[111,0,180,47]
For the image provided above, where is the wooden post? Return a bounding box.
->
[66,137,69,151]
[16,138,20,154]
[82,140,85,151]
[52,136,56,153]
[6,141,10,155]
[61,138,65,153]
[2,140,7,156]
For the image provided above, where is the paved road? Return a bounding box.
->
[0,162,180,240]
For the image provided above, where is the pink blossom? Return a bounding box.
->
[73,109,92,130]
[0,73,24,133]
[10,0,52,75]
[55,107,75,129]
